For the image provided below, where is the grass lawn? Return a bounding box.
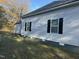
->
[0,31,79,59]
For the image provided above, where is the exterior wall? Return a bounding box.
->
[15,24,21,34]
[21,5,79,46]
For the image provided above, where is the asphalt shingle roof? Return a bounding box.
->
[22,0,79,18]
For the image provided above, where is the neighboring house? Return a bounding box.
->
[15,0,79,47]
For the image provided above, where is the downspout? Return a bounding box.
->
[19,9,23,35]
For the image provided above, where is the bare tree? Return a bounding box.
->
[0,0,29,32]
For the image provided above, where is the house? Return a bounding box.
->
[15,0,79,47]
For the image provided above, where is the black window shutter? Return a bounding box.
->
[29,22,31,31]
[47,20,51,33]
[25,22,27,31]
[59,18,63,34]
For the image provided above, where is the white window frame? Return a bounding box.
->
[50,19,59,33]
[25,22,31,31]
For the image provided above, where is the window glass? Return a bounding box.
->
[25,22,31,31]
[51,27,58,33]
[52,19,58,25]
[51,19,58,33]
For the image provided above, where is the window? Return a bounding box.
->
[47,18,63,34]
[51,19,59,33]
[52,19,58,25]
[25,22,31,31]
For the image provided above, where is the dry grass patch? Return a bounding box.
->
[0,31,79,59]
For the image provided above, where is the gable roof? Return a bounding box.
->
[22,0,79,18]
